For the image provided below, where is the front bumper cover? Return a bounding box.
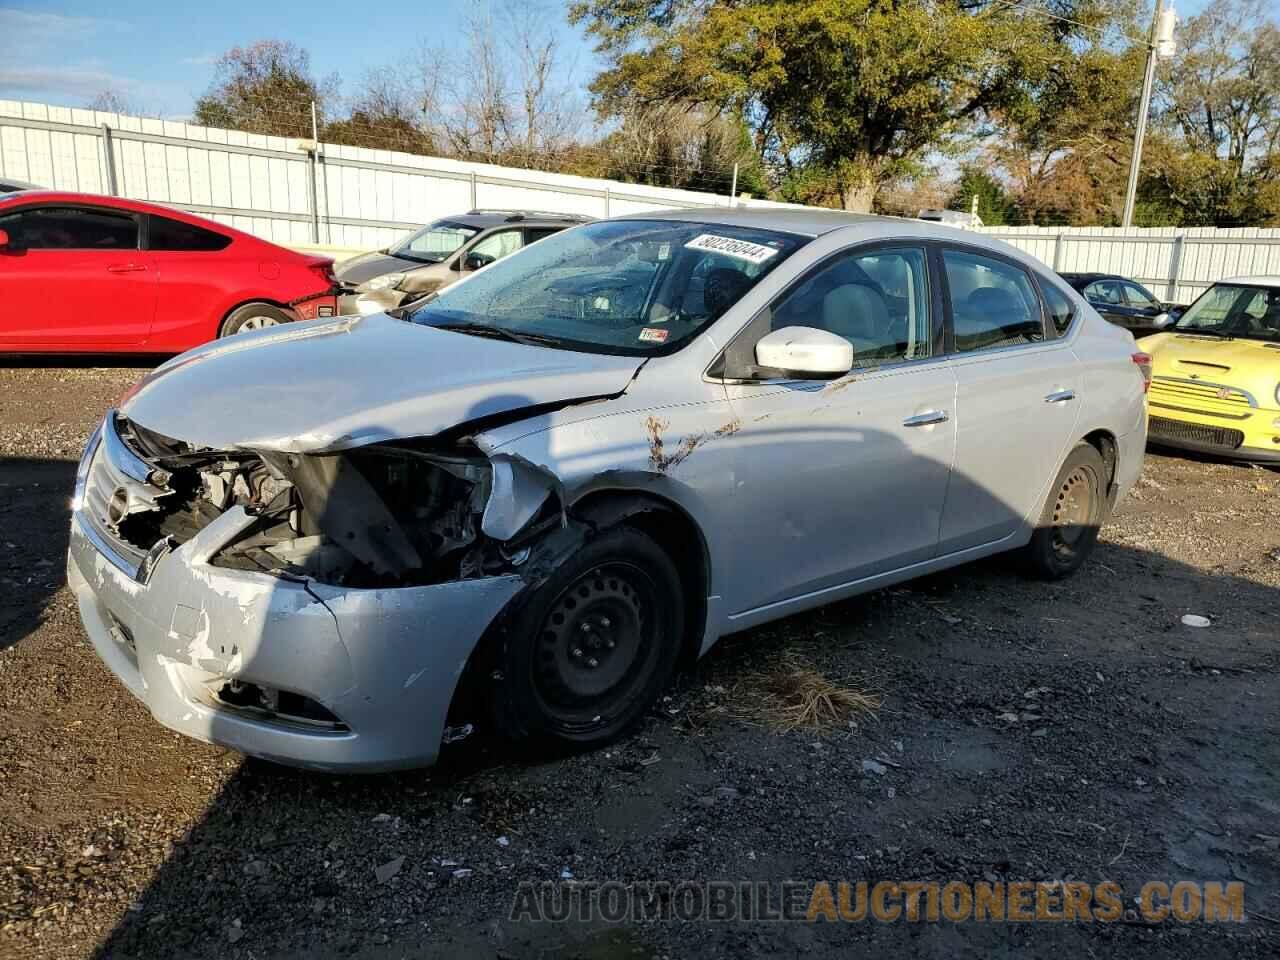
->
[68,504,524,772]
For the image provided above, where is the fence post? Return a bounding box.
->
[308,102,321,244]
[469,171,478,209]
[1052,233,1065,272]
[101,123,118,196]
[604,187,611,218]
[1166,234,1185,303]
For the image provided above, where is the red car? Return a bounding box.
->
[0,191,339,353]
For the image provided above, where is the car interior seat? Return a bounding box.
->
[956,286,1027,350]
[821,283,891,359]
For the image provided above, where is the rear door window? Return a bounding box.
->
[12,206,138,250]
[1084,279,1122,305]
[524,227,562,245]
[942,249,1045,352]
[148,215,231,251]
[1122,282,1157,309]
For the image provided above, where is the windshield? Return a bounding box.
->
[1174,283,1280,341]
[390,219,480,264]
[407,219,806,355]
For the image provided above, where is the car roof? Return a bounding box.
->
[615,206,885,238]
[446,209,594,228]
[1220,275,1280,287]
[1061,272,1125,282]
[0,190,314,256]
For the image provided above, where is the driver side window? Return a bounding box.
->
[768,245,932,366]
[467,229,523,267]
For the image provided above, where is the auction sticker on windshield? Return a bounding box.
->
[685,234,781,265]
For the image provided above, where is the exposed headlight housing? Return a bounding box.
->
[367,272,404,291]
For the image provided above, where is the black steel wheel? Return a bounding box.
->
[492,526,683,748]
[1022,441,1107,579]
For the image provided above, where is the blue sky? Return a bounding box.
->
[0,0,599,118]
[0,1,1215,121]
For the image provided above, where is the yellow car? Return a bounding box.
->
[1137,276,1280,463]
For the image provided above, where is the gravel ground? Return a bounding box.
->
[1,361,1278,960]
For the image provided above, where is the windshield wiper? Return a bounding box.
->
[432,322,563,347]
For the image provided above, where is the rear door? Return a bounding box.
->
[939,246,1082,553]
[1083,279,1132,329]
[0,204,154,348]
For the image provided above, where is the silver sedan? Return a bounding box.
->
[68,209,1149,771]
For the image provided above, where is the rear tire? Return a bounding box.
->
[1022,442,1107,580]
[219,303,292,337]
[492,526,684,751]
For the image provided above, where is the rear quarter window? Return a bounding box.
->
[148,215,232,251]
[1041,280,1076,337]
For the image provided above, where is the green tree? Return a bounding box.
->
[193,41,337,138]
[570,0,1098,211]
[1147,0,1280,225]
[952,166,1015,225]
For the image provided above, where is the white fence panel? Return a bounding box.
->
[978,226,1280,303]
[2,99,1277,294]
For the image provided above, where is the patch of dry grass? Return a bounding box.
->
[732,654,881,734]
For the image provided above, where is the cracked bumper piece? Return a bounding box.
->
[68,508,524,772]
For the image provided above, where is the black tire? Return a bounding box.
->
[1022,441,1107,579]
[492,526,684,750]
[219,303,293,338]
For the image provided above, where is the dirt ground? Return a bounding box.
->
[1,361,1278,960]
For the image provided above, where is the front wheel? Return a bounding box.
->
[492,526,684,750]
[1021,441,1107,579]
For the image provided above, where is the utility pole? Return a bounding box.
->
[1122,4,1178,228]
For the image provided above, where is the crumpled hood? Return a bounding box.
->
[333,250,418,286]
[120,313,642,453]
[1139,331,1280,406]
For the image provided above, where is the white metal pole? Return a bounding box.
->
[730,163,739,206]
[1122,5,1163,228]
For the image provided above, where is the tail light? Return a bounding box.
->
[1132,352,1152,393]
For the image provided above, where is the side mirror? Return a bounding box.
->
[0,228,9,250]
[1152,312,1173,329]
[755,326,854,379]
[464,252,494,271]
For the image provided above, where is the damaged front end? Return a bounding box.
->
[69,410,576,770]
[95,413,561,588]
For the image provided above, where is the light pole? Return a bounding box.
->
[1122,4,1179,228]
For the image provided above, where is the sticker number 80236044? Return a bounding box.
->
[684,234,780,265]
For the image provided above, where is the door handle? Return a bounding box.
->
[902,410,949,427]
[107,263,147,273]
[1044,389,1076,403]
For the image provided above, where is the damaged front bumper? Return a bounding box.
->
[67,419,530,772]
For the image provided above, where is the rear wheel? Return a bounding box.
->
[492,526,683,750]
[219,303,292,337]
[1021,442,1107,579]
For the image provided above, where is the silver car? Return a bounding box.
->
[68,209,1148,771]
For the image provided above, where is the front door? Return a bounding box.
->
[0,204,154,349]
[716,243,956,618]
[938,246,1082,553]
